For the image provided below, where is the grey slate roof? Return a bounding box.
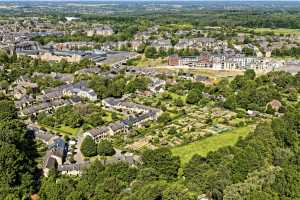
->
[45,157,57,169]
[88,126,110,137]
[57,162,90,172]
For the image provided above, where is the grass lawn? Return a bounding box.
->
[169,92,186,101]
[57,125,79,135]
[253,28,300,36]
[102,109,125,122]
[102,112,113,122]
[171,126,252,165]
[40,124,79,136]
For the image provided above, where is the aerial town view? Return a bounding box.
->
[2,1,300,199]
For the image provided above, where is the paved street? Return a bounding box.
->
[74,134,85,164]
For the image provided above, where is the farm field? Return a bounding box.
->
[171,125,252,165]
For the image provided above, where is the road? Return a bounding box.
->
[74,134,85,164]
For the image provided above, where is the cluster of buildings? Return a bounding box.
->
[19,98,80,117]
[28,121,141,176]
[95,34,221,52]
[84,97,162,142]
[0,18,138,65]
[10,75,38,100]
[86,25,114,37]
[32,72,74,84]
[14,39,139,65]
[95,25,225,52]
[45,137,89,176]
[1,16,300,71]
[1,18,296,74]
[124,65,174,77]
[148,77,166,93]
[0,17,65,53]
[46,41,96,51]
[15,41,108,63]
[35,50,107,63]
[16,80,97,117]
[38,81,97,102]
[43,137,67,176]
[168,53,284,71]
[28,123,90,176]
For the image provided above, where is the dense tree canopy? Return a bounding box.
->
[81,136,97,157]
[182,105,300,199]
[0,100,38,199]
[142,148,180,180]
[97,140,116,156]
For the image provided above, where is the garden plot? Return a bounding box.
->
[120,94,249,151]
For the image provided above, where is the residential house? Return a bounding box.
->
[86,98,162,142]
[131,40,143,51]
[95,26,114,36]
[150,39,172,50]
[32,72,74,84]
[12,76,38,99]
[267,99,282,112]
[76,88,97,101]
[148,78,166,93]
[37,81,97,102]
[113,150,141,165]
[175,30,190,37]
[43,137,68,177]
[194,75,212,85]
[75,67,101,75]
[195,37,216,49]
[87,25,113,37]
[57,163,90,176]
[134,31,151,41]
[19,99,76,117]
[117,41,130,50]
[168,54,180,66]
[48,138,67,165]
[15,95,34,109]
[84,126,112,141]
[27,124,55,145]
[174,39,193,50]
[13,85,28,99]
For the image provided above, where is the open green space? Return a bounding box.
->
[128,56,166,67]
[40,124,80,136]
[171,126,252,165]
[57,125,79,135]
[168,92,186,101]
[253,28,300,35]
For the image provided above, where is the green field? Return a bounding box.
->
[168,92,186,101]
[57,125,79,135]
[171,126,252,165]
[253,28,300,35]
[128,56,166,67]
[40,124,80,136]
